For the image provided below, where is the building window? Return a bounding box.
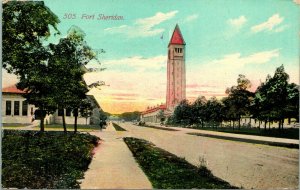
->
[14,101,20,116]
[58,109,64,116]
[66,108,71,117]
[175,48,182,53]
[22,101,28,116]
[6,101,11,115]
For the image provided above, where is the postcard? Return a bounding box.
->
[1,0,299,189]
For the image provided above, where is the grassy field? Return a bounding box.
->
[33,124,101,131]
[124,137,238,189]
[2,123,30,128]
[142,124,179,131]
[112,123,127,131]
[171,125,299,139]
[2,130,99,189]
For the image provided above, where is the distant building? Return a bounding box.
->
[141,24,186,123]
[2,85,101,125]
[140,104,166,123]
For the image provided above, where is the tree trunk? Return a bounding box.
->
[40,116,45,132]
[238,118,241,130]
[74,116,78,133]
[268,120,271,130]
[233,120,235,130]
[278,120,281,130]
[288,118,291,125]
[86,117,88,125]
[201,121,204,128]
[264,121,267,131]
[258,120,260,130]
[281,119,284,130]
[62,109,67,133]
[73,109,78,133]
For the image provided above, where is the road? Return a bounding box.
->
[116,122,298,189]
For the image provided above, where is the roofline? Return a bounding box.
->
[168,24,186,47]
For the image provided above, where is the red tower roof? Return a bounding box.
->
[169,24,185,46]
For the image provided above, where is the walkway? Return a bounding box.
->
[80,122,152,189]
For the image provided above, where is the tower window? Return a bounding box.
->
[175,48,183,53]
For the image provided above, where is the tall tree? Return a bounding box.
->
[204,97,223,128]
[48,26,97,132]
[3,1,60,131]
[173,99,193,125]
[191,96,207,127]
[224,75,254,130]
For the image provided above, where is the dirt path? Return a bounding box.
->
[80,123,152,189]
[119,122,299,189]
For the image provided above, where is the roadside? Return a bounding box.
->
[146,122,299,148]
[119,122,299,189]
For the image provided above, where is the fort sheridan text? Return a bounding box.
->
[63,13,124,20]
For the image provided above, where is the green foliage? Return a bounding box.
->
[119,111,141,121]
[143,124,179,131]
[170,66,299,132]
[173,99,193,125]
[253,65,299,129]
[124,137,237,189]
[3,1,60,131]
[2,130,99,189]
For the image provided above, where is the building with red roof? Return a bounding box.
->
[2,84,102,125]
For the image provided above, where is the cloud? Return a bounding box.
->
[228,16,247,28]
[293,0,300,5]
[184,14,199,22]
[251,14,285,33]
[212,49,280,66]
[104,11,178,37]
[103,55,167,71]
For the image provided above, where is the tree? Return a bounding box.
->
[99,110,108,129]
[119,111,141,121]
[3,1,60,131]
[204,97,223,128]
[224,75,254,130]
[79,99,94,126]
[48,26,97,132]
[285,83,299,123]
[172,100,193,125]
[191,96,207,127]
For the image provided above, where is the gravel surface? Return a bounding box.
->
[119,122,299,189]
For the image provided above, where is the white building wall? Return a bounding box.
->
[2,94,93,125]
[53,110,90,125]
[2,94,36,124]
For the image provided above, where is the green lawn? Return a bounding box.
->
[2,123,30,128]
[112,123,127,131]
[33,124,101,131]
[143,124,179,131]
[2,130,99,189]
[171,125,299,139]
[124,137,238,189]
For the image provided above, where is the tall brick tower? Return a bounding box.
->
[166,24,186,111]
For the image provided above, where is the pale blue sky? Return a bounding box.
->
[3,0,300,113]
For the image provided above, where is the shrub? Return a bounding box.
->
[2,130,99,189]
